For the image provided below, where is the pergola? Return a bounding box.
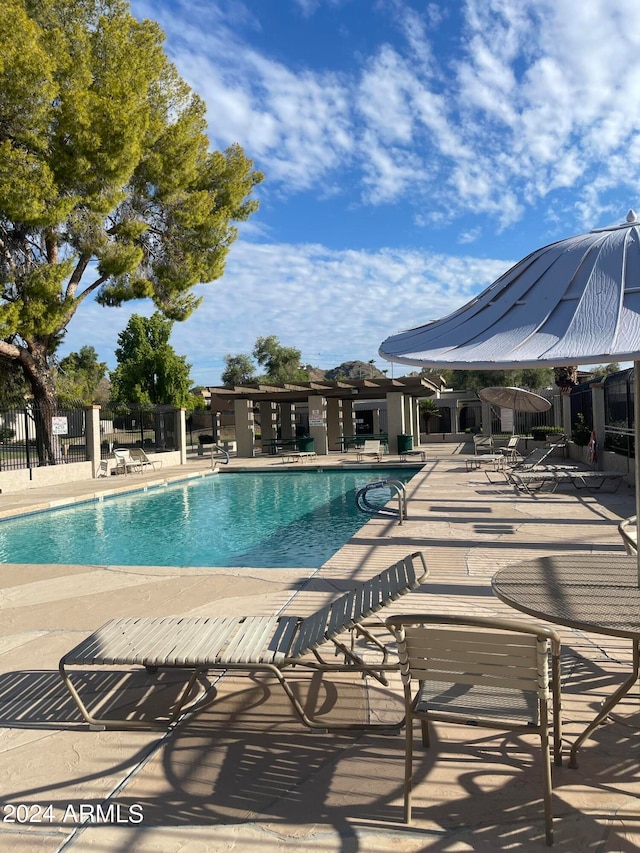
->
[205,376,441,457]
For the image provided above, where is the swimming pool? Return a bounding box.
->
[0,469,418,568]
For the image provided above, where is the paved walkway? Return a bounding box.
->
[1,447,639,850]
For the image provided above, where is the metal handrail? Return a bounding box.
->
[211,444,230,466]
[355,478,408,524]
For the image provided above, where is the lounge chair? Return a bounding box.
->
[129,446,161,471]
[385,613,562,846]
[499,435,523,463]
[485,446,576,488]
[356,440,384,462]
[112,448,142,475]
[473,434,493,454]
[59,552,428,732]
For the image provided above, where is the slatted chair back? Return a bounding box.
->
[385,613,561,845]
[510,446,555,470]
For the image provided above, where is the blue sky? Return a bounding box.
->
[60,0,640,385]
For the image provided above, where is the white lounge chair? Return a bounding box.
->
[473,434,493,454]
[128,447,161,471]
[113,448,142,475]
[356,440,384,462]
[59,552,428,732]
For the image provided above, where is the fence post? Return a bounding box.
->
[85,405,102,477]
[590,382,605,470]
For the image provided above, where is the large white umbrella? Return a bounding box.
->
[478,387,551,434]
[379,210,640,576]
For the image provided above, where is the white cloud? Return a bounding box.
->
[61,241,510,385]
[127,0,640,228]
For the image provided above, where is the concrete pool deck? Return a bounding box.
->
[1,446,640,851]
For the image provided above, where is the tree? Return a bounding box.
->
[221,353,256,387]
[109,313,199,409]
[0,0,262,462]
[55,346,108,406]
[419,398,441,433]
[444,368,554,393]
[0,352,30,406]
[253,336,309,383]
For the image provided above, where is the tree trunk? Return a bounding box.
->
[19,343,59,466]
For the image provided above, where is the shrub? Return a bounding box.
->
[572,413,591,446]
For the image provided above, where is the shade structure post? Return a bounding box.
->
[635,362,640,583]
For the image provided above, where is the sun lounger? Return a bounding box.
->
[473,434,493,454]
[485,445,575,485]
[128,447,161,471]
[509,468,624,494]
[555,469,625,492]
[113,448,142,475]
[356,440,384,462]
[59,552,428,732]
[280,451,317,463]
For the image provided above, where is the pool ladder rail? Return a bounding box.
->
[210,445,230,467]
[355,478,408,525]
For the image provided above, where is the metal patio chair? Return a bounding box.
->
[385,614,562,846]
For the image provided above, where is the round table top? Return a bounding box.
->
[492,554,640,640]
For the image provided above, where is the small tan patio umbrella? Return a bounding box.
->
[478,386,551,433]
[379,210,640,579]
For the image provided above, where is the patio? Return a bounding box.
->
[1,445,639,850]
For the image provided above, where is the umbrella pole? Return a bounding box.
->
[635,361,640,584]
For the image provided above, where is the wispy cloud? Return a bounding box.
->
[130,0,640,231]
[62,241,510,384]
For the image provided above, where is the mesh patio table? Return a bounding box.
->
[492,554,640,768]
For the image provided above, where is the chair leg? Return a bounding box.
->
[539,701,554,846]
[404,715,414,823]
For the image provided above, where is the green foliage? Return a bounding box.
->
[0,0,262,411]
[109,312,198,408]
[419,399,441,416]
[221,336,310,386]
[253,336,309,383]
[572,412,592,447]
[0,355,30,406]
[55,345,108,406]
[221,354,256,387]
[440,368,555,393]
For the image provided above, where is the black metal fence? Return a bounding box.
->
[0,406,87,470]
[567,367,635,459]
[0,405,177,470]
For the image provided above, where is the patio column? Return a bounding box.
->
[327,398,341,451]
[280,402,296,440]
[85,405,101,477]
[372,407,381,434]
[386,391,405,454]
[590,382,605,471]
[234,399,255,458]
[341,398,356,452]
[410,397,421,446]
[175,408,187,464]
[308,394,328,455]
[259,401,277,452]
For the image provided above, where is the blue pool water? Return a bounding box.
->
[0,469,417,568]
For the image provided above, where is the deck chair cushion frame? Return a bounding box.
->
[60,552,428,733]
